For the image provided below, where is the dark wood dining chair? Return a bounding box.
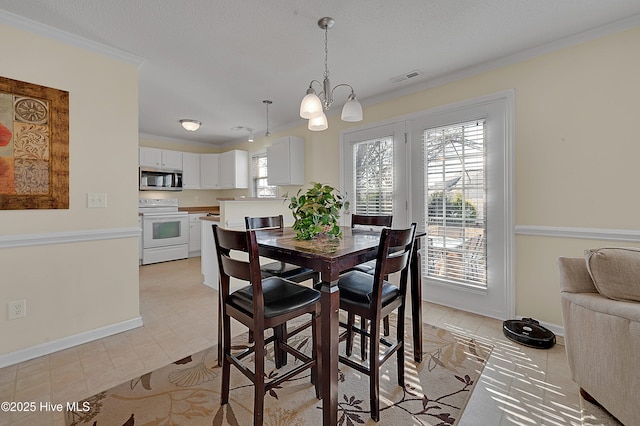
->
[245,215,319,285]
[348,214,394,352]
[338,223,417,422]
[213,225,321,426]
[244,215,320,360]
[350,214,394,275]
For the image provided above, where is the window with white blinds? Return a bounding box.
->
[353,137,394,215]
[251,152,277,198]
[424,120,487,287]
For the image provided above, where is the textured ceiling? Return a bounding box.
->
[1,0,640,145]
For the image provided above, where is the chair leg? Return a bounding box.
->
[383,315,390,336]
[360,316,368,361]
[369,316,381,422]
[311,310,322,399]
[220,313,232,405]
[254,331,266,426]
[346,312,356,357]
[217,293,223,367]
[273,324,288,368]
[396,306,406,387]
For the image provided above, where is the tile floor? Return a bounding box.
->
[0,257,619,425]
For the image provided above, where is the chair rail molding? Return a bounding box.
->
[0,227,141,248]
[515,225,640,242]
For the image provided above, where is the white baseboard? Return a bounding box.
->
[0,316,143,368]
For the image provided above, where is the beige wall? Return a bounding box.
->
[0,24,140,357]
[232,26,640,327]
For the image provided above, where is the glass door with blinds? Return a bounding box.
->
[342,121,408,228]
[424,120,487,288]
[409,93,514,320]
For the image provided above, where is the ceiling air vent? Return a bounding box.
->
[390,69,422,84]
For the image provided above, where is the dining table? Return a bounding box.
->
[253,226,425,426]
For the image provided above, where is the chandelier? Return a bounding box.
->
[299,17,363,131]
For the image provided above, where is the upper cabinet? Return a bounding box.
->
[200,154,220,189]
[267,136,305,185]
[139,147,183,170]
[138,148,249,190]
[219,150,249,189]
[182,152,201,189]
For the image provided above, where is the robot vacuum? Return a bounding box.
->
[502,318,556,349]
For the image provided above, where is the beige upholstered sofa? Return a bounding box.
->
[559,248,640,425]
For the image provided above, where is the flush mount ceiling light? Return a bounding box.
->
[300,17,363,131]
[179,119,201,131]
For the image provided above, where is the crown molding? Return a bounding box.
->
[0,10,145,67]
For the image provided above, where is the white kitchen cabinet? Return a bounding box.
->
[219,149,249,189]
[182,152,201,189]
[267,136,305,185]
[188,213,205,255]
[200,153,220,189]
[139,147,183,170]
[138,215,142,265]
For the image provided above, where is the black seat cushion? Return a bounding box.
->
[229,277,320,318]
[352,260,376,274]
[261,261,315,278]
[338,271,400,308]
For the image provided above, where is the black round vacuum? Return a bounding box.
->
[502,318,556,349]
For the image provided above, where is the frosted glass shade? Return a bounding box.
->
[341,96,363,122]
[308,112,328,131]
[180,119,201,131]
[300,92,323,119]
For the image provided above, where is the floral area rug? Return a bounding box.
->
[66,321,492,426]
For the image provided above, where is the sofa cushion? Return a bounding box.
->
[585,247,640,302]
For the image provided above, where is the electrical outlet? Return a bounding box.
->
[87,192,107,208]
[8,299,26,320]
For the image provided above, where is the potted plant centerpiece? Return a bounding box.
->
[289,182,349,241]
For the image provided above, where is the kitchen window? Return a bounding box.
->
[251,152,277,198]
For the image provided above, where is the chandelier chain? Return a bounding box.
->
[323,26,330,80]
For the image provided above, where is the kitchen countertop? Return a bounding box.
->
[217,197,288,201]
[178,206,220,214]
[200,215,220,222]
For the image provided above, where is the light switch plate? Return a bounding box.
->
[88,192,107,208]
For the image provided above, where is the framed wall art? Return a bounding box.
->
[0,76,69,209]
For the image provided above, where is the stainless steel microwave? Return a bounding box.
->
[139,168,183,191]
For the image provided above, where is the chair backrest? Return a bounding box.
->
[212,225,264,310]
[245,215,285,231]
[351,214,393,229]
[370,223,417,305]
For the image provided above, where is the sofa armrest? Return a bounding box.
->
[558,257,597,294]
[562,292,640,323]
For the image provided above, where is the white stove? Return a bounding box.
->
[139,198,184,214]
[139,198,189,265]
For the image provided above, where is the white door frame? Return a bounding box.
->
[340,90,515,320]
